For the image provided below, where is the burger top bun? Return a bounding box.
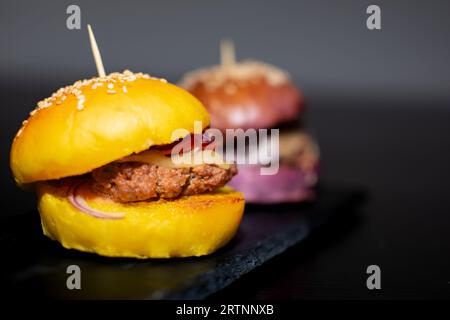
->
[179,60,304,130]
[10,70,210,185]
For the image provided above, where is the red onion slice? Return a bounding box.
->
[161,133,214,157]
[68,182,125,219]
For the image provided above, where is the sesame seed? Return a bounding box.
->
[30,71,157,116]
[178,60,290,90]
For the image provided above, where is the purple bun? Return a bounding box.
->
[228,164,319,204]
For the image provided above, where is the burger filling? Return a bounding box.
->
[92,162,237,202]
[277,130,319,171]
[89,133,237,203]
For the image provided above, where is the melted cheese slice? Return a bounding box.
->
[116,149,230,169]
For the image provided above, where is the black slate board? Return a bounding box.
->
[0,185,364,299]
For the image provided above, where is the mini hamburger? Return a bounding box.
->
[10,70,244,258]
[179,43,319,203]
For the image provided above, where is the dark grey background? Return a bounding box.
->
[1,0,450,300]
[1,0,450,101]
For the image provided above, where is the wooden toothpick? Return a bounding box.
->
[87,24,106,77]
[220,38,236,67]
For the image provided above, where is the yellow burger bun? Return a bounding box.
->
[10,71,210,185]
[37,181,244,258]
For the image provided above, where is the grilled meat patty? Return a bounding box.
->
[91,162,237,202]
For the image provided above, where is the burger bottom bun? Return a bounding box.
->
[37,182,244,258]
[228,164,319,204]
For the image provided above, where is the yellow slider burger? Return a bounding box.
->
[10,70,245,258]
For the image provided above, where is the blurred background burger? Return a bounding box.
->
[179,40,319,204]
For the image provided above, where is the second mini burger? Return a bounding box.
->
[179,45,319,204]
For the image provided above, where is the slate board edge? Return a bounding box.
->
[163,222,312,300]
[162,186,365,300]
